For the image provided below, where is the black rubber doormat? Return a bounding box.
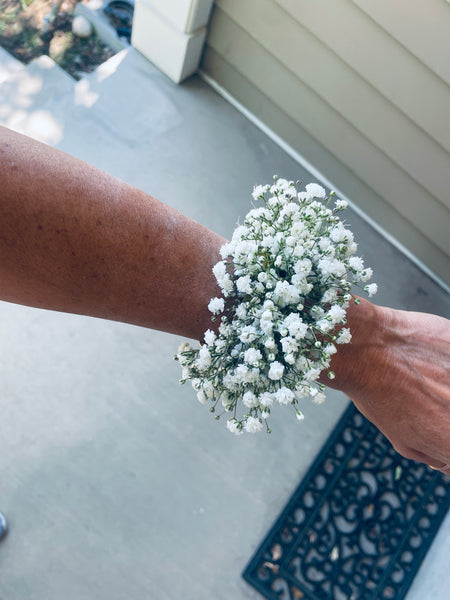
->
[243,403,450,600]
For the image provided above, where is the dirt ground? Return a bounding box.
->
[0,0,116,79]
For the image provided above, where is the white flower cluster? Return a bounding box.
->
[175,179,377,435]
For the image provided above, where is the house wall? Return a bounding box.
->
[201,0,450,286]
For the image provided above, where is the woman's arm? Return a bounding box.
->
[0,125,225,338]
[1,126,449,471]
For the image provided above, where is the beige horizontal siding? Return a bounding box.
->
[201,0,450,284]
[276,0,450,156]
[353,0,450,86]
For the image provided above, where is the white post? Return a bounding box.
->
[131,0,214,83]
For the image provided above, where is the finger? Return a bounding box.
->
[428,463,450,475]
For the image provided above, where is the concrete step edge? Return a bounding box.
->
[26,54,76,88]
[0,46,25,86]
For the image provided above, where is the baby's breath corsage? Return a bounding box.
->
[175,178,377,434]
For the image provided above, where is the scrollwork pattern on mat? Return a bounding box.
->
[243,404,450,600]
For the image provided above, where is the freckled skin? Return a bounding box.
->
[0,125,224,337]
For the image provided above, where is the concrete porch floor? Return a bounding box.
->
[0,47,449,600]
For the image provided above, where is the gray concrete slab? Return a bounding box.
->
[0,46,449,600]
[0,55,75,145]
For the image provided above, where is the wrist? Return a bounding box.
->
[322,297,389,395]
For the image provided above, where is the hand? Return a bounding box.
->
[327,299,450,474]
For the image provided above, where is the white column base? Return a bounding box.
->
[131,0,212,83]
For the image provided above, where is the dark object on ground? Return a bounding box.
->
[0,511,7,540]
[103,0,133,42]
[243,403,450,600]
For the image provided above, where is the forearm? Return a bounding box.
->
[0,126,224,338]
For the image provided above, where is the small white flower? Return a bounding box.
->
[347,242,358,255]
[318,258,347,278]
[293,244,305,258]
[231,225,250,241]
[316,319,333,333]
[215,339,225,351]
[177,341,191,354]
[219,242,235,259]
[236,239,258,258]
[268,196,281,208]
[219,274,234,294]
[244,348,262,366]
[236,275,252,294]
[227,419,244,435]
[321,288,338,304]
[305,368,321,381]
[324,343,337,356]
[252,184,268,199]
[191,378,202,391]
[245,368,260,383]
[259,392,274,407]
[329,224,348,243]
[268,361,285,380]
[235,304,248,319]
[260,319,274,334]
[283,314,308,339]
[264,338,276,350]
[285,235,296,247]
[305,183,326,200]
[204,329,216,345]
[244,416,263,433]
[360,267,373,282]
[239,325,258,343]
[196,347,211,371]
[337,328,352,344]
[335,199,348,210]
[273,281,301,307]
[274,387,295,405]
[365,283,378,297]
[312,391,326,405]
[261,309,273,322]
[294,258,312,275]
[258,271,268,283]
[349,256,364,271]
[285,353,296,365]
[261,235,275,249]
[208,297,225,314]
[318,237,332,252]
[212,261,226,280]
[281,336,298,354]
[235,364,249,382]
[243,391,259,408]
[203,381,214,398]
[327,305,347,324]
